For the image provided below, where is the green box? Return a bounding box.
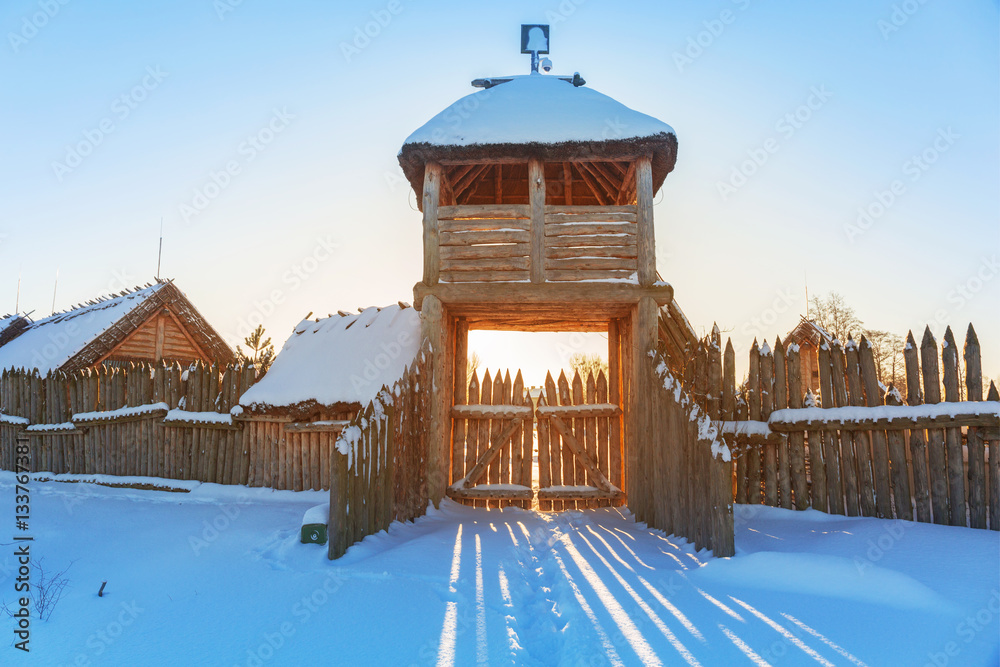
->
[300,523,328,545]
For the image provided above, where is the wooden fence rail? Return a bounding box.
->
[0,361,259,486]
[707,323,999,530]
[328,341,432,559]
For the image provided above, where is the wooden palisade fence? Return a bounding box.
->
[638,330,735,557]
[0,361,258,486]
[714,323,999,530]
[327,341,432,559]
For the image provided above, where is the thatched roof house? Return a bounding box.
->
[0,280,234,374]
[783,317,836,398]
[238,304,421,421]
[0,315,30,348]
[398,74,678,207]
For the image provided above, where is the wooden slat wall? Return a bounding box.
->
[544,206,639,282]
[328,341,432,560]
[0,361,258,487]
[723,323,998,531]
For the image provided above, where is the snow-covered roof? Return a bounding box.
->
[0,284,167,374]
[0,314,30,347]
[398,74,678,200]
[404,75,674,147]
[239,305,421,415]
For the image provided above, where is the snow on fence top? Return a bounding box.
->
[0,284,166,375]
[239,305,421,413]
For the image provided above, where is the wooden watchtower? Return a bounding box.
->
[399,47,679,506]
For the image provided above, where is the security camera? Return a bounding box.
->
[540,58,553,73]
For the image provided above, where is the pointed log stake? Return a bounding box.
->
[921,327,950,525]
[987,381,999,531]
[964,324,987,529]
[859,336,891,518]
[941,326,967,526]
[903,330,931,522]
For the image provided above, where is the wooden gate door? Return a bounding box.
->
[448,369,534,508]
[536,370,624,510]
[447,365,625,510]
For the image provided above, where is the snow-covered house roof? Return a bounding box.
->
[0,314,30,347]
[0,281,234,374]
[398,74,678,200]
[238,305,421,418]
[783,317,836,350]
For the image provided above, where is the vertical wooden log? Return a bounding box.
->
[635,155,655,286]
[511,370,525,493]
[747,340,762,505]
[537,392,551,512]
[987,381,999,531]
[941,326,967,526]
[829,341,860,516]
[787,343,809,510]
[420,295,450,506]
[633,296,658,519]
[805,389,827,512]
[465,371,481,501]
[477,370,493,508]
[759,341,778,507]
[846,338,877,517]
[452,318,469,486]
[921,327,949,524]
[904,331,931,523]
[422,162,441,285]
[521,379,533,509]
[558,371,575,510]
[884,388,913,520]
[818,343,844,515]
[608,320,623,493]
[529,158,546,284]
[545,372,560,512]
[725,339,745,505]
[964,325,986,529]
[859,336,892,518]
[596,371,609,507]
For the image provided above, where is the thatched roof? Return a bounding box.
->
[783,317,836,350]
[398,74,678,201]
[0,280,234,373]
[0,314,30,348]
[238,304,421,419]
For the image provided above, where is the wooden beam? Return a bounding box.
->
[538,486,624,501]
[547,414,618,492]
[562,162,573,205]
[453,164,490,202]
[575,163,609,205]
[422,163,442,285]
[154,313,166,361]
[461,418,525,486]
[447,485,533,500]
[535,404,622,418]
[452,404,533,419]
[494,164,502,204]
[413,280,674,310]
[529,158,546,283]
[635,156,655,286]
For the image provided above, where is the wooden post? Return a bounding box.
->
[964,325,986,529]
[987,381,999,531]
[846,338,877,517]
[921,327,949,524]
[747,340,762,505]
[760,341,778,507]
[422,162,442,285]
[941,326,966,526]
[884,388,913,520]
[817,343,843,515]
[632,296,658,519]
[787,343,808,510]
[859,336,893,518]
[529,158,546,284]
[723,338,739,503]
[635,156,655,286]
[421,295,449,506]
[904,331,931,523]
[608,320,623,493]
[452,318,469,486]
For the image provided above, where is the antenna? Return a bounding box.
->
[804,271,809,319]
[156,217,164,280]
[51,268,59,315]
[15,267,21,313]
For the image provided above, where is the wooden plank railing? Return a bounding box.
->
[544,205,638,282]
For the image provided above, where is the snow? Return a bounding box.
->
[718,420,771,436]
[239,305,421,410]
[0,413,29,426]
[403,74,674,148]
[25,422,76,432]
[302,503,329,527]
[164,409,233,426]
[72,402,169,423]
[770,401,1000,425]
[0,284,165,374]
[3,473,996,666]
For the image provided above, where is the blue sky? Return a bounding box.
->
[1,0,997,385]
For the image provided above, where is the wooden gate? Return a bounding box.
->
[447,367,624,510]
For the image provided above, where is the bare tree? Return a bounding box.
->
[810,292,864,341]
[569,353,609,380]
[862,329,906,390]
[467,352,481,387]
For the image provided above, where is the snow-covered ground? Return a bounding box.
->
[1,472,997,666]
